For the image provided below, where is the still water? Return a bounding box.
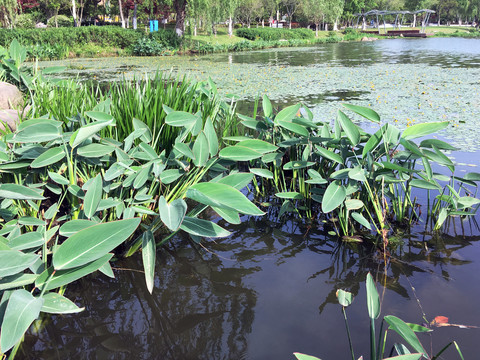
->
[27,38,480,359]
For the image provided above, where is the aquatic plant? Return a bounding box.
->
[294,273,465,360]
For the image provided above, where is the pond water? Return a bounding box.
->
[25,38,480,359]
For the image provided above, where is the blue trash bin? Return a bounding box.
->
[149,20,154,33]
[154,20,158,32]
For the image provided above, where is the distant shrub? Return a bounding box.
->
[133,37,166,56]
[47,15,74,28]
[236,27,314,41]
[148,29,180,48]
[15,14,35,29]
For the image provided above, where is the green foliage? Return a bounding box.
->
[46,15,73,28]
[148,29,181,48]
[236,27,315,41]
[133,37,169,56]
[14,14,36,29]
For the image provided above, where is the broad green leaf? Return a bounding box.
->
[342,103,380,123]
[366,273,380,320]
[462,172,480,182]
[48,171,70,185]
[36,254,112,291]
[30,147,65,168]
[165,111,198,127]
[345,199,364,211]
[407,323,432,333]
[8,231,44,251]
[0,184,45,200]
[219,146,263,161]
[0,273,37,291]
[174,142,195,160]
[321,181,346,213]
[293,353,322,360]
[41,66,66,75]
[401,122,449,141]
[59,219,97,237]
[336,289,353,307]
[132,118,152,143]
[277,120,309,137]
[41,293,84,314]
[275,104,300,123]
[263,95,273,118]
[12,123,61,143]
[363,127,383,158]
[419,139,457,151]
[400,138,424,158]
[241,119,269,131]
[306,169,327,184]
[434,207,448,231]
[384,355,423,360]
[70,119,114,148]
[211,206,241,224]
[457,196,480,209]
[193,131,209,167]
[315,146,343,165]
[410,179,441,191]
[158,196,187,231]
[349,167,367,182]
[337,110,360,145]
[186,182,264,216]
[217,173,254,190]
[180,217,231,238]
[0,289,44,353]
[236,139,278,154]
[18,217,44,226]
[83,174,103,219]
[142,230,156,294]
[160,169,185,184]
[275,192,303,199]
[133,163,152,190]
[53,218,140,270]
[422,157,432,180]
[204,118,219,156]
[283,161,314,170]
[138,142,158,160]
[85,111,114,122]
[98,261,115,278]
[0,250,39,277]
[384,315,427,355]
[77,143,115,158]
[250,168,274,179]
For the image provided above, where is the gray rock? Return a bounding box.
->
[35,22,47,28]
[0,109,21,132]
[0,82,23,110]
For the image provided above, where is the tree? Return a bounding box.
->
[0,0,18,28]
[281,0,299,28]
[302,0,326,35]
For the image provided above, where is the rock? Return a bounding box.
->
[35,22,47,28]
[0,82,23,110]
[361,37,370,41]
[0,109,21,132]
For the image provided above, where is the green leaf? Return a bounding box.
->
[59,219,97,237]
[48,171,70,186]
[180,216,231,238]
[132,118,152,143]
[315,146,344,165]
[434,207,449,231]
[70,119,114,148]
[262,95,273,118]
[8,231,44,251]
[217,173,254,189]
[275,104,300,123]
[407,323,432,333]
[77,143,115,158]
[41,293,84,314]
[204,118,219,156]
[277,120,309,137]
[186,182,264,216]
[142,230,156,294]
[219,146,263,161]
[53,218,140,270]
[0,273,37,291]
[250,168,274,179]
[211,206,240,224]
[192,131,209,167]
[283,161,314,170]
[293,353,322,360]
[337,110,360,145]
[401,122,449,141]
[366,273,380,320]
[345,199,364,211]
[236,139,278,154]
[160,169,185,184]
[35,254,113,291]
[30,147,65,168]
[0,250,39,277]
[158,196,187,232]
[363,127,383,158]
[419,139,457,151]
[352,212,371,229]
[0,289,44,353]
[133,163,152,190]
[321,181,346,213]
[384,315,427,355]
[18,216,44,226]
[85,111,114,122]
[342,103,380,123]
[384,355,423,360]
[0,184,45,200]
[165,111,198,127]
[275,192,303,199]
[12,123,61,143]
[83,174,103,219]
[336,289,353,307]
[410,179,441,191]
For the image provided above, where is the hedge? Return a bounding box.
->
[236,27,314,41]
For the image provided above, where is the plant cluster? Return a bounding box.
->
[0,26,144,49]
[236,27,315,41]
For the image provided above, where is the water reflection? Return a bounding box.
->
[18,213,480,359]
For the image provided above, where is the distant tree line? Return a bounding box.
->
[1,0,479,33]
